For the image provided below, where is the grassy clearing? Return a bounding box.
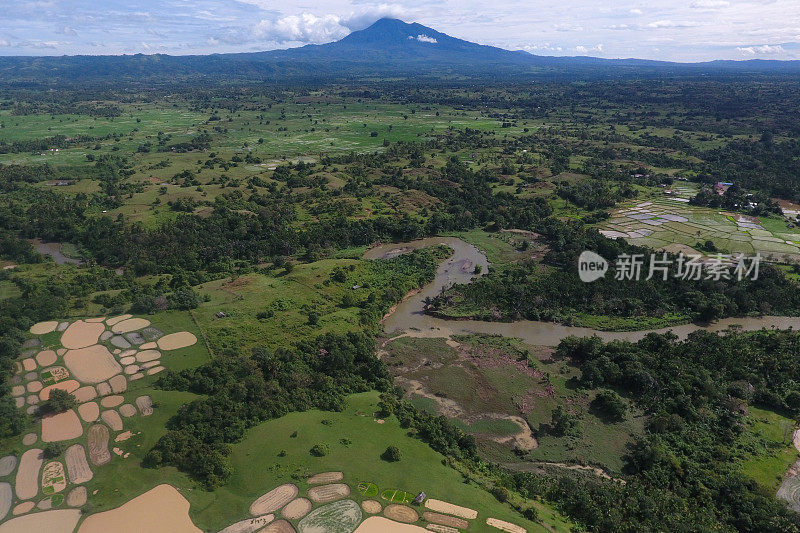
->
[739,407,799,492]
[186,391,571,532]
[384,334,645,472]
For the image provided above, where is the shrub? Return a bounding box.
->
[39,389,77,415]
[43,442,65,459]
[592,390,627,421]
[381,445,402,462]
[310,443,329,457]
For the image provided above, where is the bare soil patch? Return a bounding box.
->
[66,486,87,507]
[0,509,81,532]
[282,498,312,519]
[353,516,427,533]
[422,512,469,529]
[12,501,34,515]
[87,424,111,466]
[218,514,275,533]
[157,332,197,351]
[64,345,122,383]
[30,321,59,335]
[16,448,43,500]
[250,484,299,515]
[41,460,67,494]
[106,314,132,326]
[101,410,123,431]
[111,318,151,334]
[65,444,93,484]
[101,395,124,408]
[136,395,153,416]
[39,380,80,401]
[0,482,10,521]
[0,456,17,477]
[362,500,382,514]
[307,471,344,484]
[61,321,106,350]
[384,504,419,523]
[119,404,136,417]
[73,385,97,403]
[77,484,201,533]
[307,483,350,503]
[423,499,477,520]
[135,349,161,362]
[261,520,297,533]
[486,518,526,533]
[109,375,127,393]
[42,410,83,442]
[36,350,57,366]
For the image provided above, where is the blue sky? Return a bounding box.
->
[0,0,798,61]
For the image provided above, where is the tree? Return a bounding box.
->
[592,390,627,421]
[310,443,329,457]
[39,389,77,415]
[549,406,579,437]
[381,445,402,462]
[43,442,65,459]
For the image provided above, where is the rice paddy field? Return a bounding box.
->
[599,194,800,261]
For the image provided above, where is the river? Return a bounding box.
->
[365,237,800,346]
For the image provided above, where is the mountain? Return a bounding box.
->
[0,18,799,85]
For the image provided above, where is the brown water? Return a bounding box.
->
[32,239,81,265]
[366,238,800,346]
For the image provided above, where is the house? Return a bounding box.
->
[714,182,733,195]
[413,492,426,504]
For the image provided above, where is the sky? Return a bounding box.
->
[0,0,799,61]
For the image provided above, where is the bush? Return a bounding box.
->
[43,442,65,459]
[39,389,77,415]
[491,486,510,503]
[381,445,402,462]
[592,389,627,421]
[310,443,329,457]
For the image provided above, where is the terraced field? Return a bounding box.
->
[600,197,800,261]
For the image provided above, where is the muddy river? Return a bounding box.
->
[365,237,800,346]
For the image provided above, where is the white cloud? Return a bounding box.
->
[690,0,730,8]
[341,4,406,31]
[737,44,786,55]
[255,13,350,44]
[647,20,701,29]
[523,43,563,52]
[414,34,437,43]
[0,38,8,47]
[629,9,643,15]
[252,5,406,45]
[575,43,604,54]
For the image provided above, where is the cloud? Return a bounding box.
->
[0,38,8,47]
[413,34,437,43]
[647,20,701,29]
[523,43,563,53]
[254,13,350,44]
[341,4,406,31]
[629,9,643,15]
[252,5,406,45]
[575,43,604,54]
[690,0,730,8]
[737,44,786,55]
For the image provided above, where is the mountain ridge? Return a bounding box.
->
[0,18,798,84]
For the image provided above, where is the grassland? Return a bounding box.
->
[383,334,644,473]
[739,407,799,492]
